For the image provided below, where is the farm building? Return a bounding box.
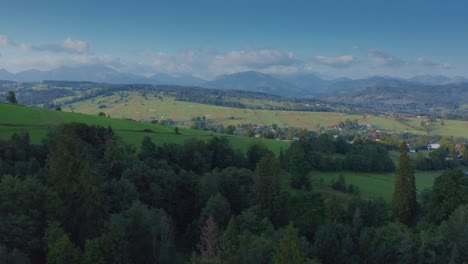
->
[427,143,440,150]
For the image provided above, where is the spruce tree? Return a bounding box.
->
[393,141,416,225]
[220,216,240,264]
[6,91,17,104]
[273,222,304,264]
[198,216,220,263]
[255,155,280,216]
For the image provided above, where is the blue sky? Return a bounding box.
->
[0,0,467,79]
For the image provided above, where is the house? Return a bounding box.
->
[427,143,440,150]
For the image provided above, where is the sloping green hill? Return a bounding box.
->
[0,103,288,154]
[62,92,468,138]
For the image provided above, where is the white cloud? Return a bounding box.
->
[416,57,452,69]
[0,55,121,73]
[63,38,89,53]
[212,49,297,68]
[314,55,356,67]
[136,48,301,78]
[258,65,301,75]
[20,43,31,52]
[0,56,69,72]
[20,37,90,54]
[146,52,194,74]
[0,35,16,46]
[1,39,462,79]
[71,55,122,68]
[368,50,405,67]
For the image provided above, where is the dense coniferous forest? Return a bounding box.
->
[0,123,467,263]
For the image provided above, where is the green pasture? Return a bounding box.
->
[0,103,288,156]
[61,92,468,138]
[312,170,440,201]
[62,92,368,131]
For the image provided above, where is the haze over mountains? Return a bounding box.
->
[1,65,467,97]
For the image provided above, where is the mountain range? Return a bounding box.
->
[326,83,468,115]
[1,65,467,97]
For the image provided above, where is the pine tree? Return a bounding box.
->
[6,91,17,104]
[352,207,362,233]
[47,234,82,264]
[255,155,280,215]
[158,210,175,264]
[274,222,304,264]
[393,141,417,225]
[220,216,240,264]
[198,216,220,263]
[325,195,344,223]
[47,124,106,245]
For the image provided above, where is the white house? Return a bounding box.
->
[427,143,441,150]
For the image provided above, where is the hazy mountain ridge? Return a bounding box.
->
[1,66,467,97]
[204,71,302,97]
[327,83,468,114]
[0,65,204,86]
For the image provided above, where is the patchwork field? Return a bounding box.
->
[60,92,468,138]
[62,92,365,129]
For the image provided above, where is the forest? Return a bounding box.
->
[0,122,466,263]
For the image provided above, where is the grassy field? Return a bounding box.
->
[63,92,369,130]
[398,118,468,138]
[60,92,468,138]
[312,170,440,201]
[0,103,288,155]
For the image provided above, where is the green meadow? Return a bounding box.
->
[61,92,468,138]
[63,93,368,130]
[0,103,288,155]
[312,170,440,201]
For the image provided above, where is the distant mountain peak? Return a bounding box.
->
[205,71,299,97]
[1,66,467,97]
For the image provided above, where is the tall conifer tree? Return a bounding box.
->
[393,141,417,225]
[274,222,303,264]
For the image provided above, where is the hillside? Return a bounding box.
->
[0,103,288,155]
[59,92,468,138]
[330,83,468,115]
[2,80,468,138]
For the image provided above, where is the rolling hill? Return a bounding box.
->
[58,92,468,138]
[330,83,468,115]
[0,103,289,155]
